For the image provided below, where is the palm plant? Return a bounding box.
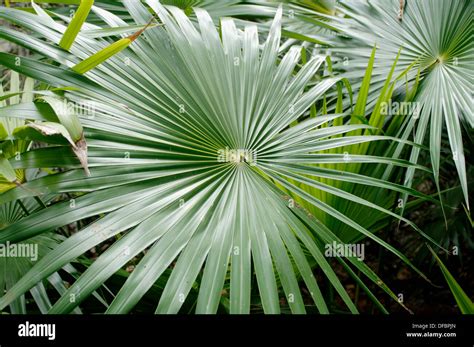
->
[0,71,94,313]
[0,1,441,314]
[251,0,473,210]
[0,197,90,314]
[3,0,264,26]
[0,71,31,192]
[335,0,473,220]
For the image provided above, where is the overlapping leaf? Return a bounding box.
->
[0,2,434,313]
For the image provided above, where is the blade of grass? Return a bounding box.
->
[428,245,474,314]
[59,0,94,51]
[71,17,155,74]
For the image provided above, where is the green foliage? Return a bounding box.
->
[0,0,471,315]
[428,245,474,314]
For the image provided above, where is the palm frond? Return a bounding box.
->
[0,2,432,313]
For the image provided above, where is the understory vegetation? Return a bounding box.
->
[0,0,472,314]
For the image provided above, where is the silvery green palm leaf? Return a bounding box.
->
[334,0,473,211]
[20,0,264,28]
[0,71,108,313]
[0,2,431,313]
[250,0,473,209]
[0,195,91,314]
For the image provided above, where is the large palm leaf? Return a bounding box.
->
[251,0,473,209]
[334,0,473,213]
[0,71,110,313]
[0,1,432,313]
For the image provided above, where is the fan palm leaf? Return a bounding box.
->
[334,0,473,211]
[0,2,433,313]
[249,0,473,209]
